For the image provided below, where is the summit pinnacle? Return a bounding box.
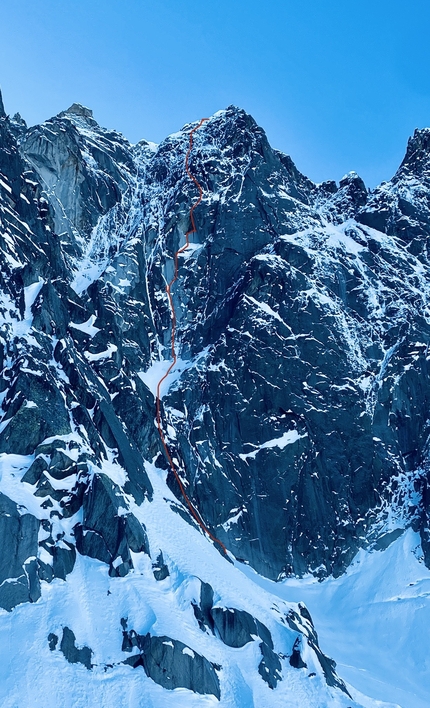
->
[0,89,6,118]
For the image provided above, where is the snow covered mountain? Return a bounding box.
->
[1,90,429,707]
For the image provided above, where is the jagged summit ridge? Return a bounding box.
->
[58,102,94,120]
[397,127,430,177]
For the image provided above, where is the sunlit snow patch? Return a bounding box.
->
[239,431,308,460]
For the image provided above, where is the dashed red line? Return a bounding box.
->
[156,119,228,556]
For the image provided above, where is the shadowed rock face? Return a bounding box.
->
[259,639,282,689]
[1,92,430,609]
[0,493,40,611]
[74,472,149,576]
[211,606,273,648]
[47,628,92,669]
[148,112,430,579]
[152,551,170,580]
[122,630,220,698]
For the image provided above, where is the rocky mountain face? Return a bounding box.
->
[1,89,430,706]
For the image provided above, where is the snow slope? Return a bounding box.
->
[0,455,383,708]
[239,529,430,708]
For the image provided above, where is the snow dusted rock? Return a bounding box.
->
[192,579,215,633]
[143,108,430,579]
[0,367,71,455]
[320,170,368,223]
[152,550,170,580]
[0,492,40,610]
[58,103,95,121]
[210,606,273,648]
[1,89,430,706]
[74,472,149,576]
[19,102,135,259]
[122,627,221,698]
[190,577,346,694]
[191,579,275,649]
[258,638,283,689]
[286,606,350,694]
[209,605,284,690]
[8,112,27,140]
[358,127,430,254]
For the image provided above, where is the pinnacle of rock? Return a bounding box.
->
[59,103,94,120]
[0,88,6,118]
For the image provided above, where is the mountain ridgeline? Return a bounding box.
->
[1,92,430,706]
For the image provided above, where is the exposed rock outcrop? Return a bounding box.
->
[56,627,93,669]
[122,628,220,699]
[0,493,40,610]
[74,472,149,576]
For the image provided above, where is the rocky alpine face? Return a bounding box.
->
[0,90,429,707]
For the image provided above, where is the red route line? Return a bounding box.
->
[155,119,228,557]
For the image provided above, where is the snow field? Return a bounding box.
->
[0,454,375,708]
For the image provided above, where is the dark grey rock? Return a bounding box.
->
[192,582,279,687]
[59,627,92,669]
[22,456,48,485]
[38,559,54,583]
[152,551,169,581]
[51,542,76,580]
[19,106,135,248]
[0,89,5,118]
[322,171,368,223]
[211,606,272,649]
[26,557,41,602]
[48,633,58,651]
[258,641,282,689]
[96,397,153,504]
[2,90,430,667]
[0,371,71,455]
[34,474,66,502]
[0,493,40,611]
[298,602,315,628]
[289,637,307,669]
[123,632,220,699]
[373,528,405,551]
[308,638,351,697]
[192,581,215,633]
[286,609,350,696]
[48,450,77,480]
[9,112,27,139]
[74,472,149,576]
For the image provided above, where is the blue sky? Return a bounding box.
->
[1,0,430,187]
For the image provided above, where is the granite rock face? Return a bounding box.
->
[74,472,149,576]
[143,109,430,579]
[0,493,40,611]
[0,93,153,608]
[210,606,272,648]
[122,629,221,698]
[1,87,430,703]
[20,103,135,254]
[2,93,430,582]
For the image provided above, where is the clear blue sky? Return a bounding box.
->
[1,0,430,187]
